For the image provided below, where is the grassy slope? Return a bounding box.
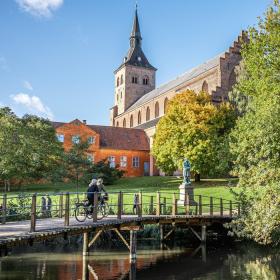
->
[12,176,238,200]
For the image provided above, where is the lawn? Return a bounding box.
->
[0,177,240,221]
[8,176,238,200]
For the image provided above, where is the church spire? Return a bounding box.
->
[130,5,142,48]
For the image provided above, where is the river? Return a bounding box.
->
[0,241,279,279]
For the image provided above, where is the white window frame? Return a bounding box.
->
[120,156,127,168]
[132,156,140,168]
[88,136,96,144]
[56,134,64,143]
[108,156,116,168]
[72,135,80,144]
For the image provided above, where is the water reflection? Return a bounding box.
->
[0,243,279,279]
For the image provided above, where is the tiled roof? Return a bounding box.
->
[52,122,150,151]
[88,125,150,151]
[135,118,161,130]
[125,54,222,113]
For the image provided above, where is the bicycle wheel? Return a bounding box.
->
[100,202,109,218]
[75,204,87,222]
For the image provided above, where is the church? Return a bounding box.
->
[110,7,244,176]
[54,8,244,177]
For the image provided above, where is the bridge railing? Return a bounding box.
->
[0,191,240,232]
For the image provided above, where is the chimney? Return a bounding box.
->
[83,120,87,124]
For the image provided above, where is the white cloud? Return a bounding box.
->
[11,93,54,120]
[16,0,63,18]
[23,80,33,91]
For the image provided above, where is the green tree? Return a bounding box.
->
[230,0,280,187]
[152,90,236,181]
[229,1,280,245]
[0,108,63,190]
[0,108,20,191]
[64,141,93,192]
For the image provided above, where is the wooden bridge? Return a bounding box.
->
[0,191,239,261]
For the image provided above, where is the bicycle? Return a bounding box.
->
[74,199,109,222]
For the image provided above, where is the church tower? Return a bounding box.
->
[110,6,156,125]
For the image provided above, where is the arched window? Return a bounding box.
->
[116,121,119,127]
[146,107,150,122]
[121,75,123,85]
[123,118,126,128]
[117,77,120,87]
[130,115,134,128]
[143,76,149,85]
[202,81,209,93]
[132,76,138,84]
[164,98,169,114]
[155,101,159,118]
[138,111,141,125]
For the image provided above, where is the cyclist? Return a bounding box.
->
[97,178,108,205]
[87,178,99,213]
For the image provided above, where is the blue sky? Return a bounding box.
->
[0,0,272,124]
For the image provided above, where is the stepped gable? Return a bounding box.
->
[52,121,150,151]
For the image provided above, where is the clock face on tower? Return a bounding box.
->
[137,56,142,62]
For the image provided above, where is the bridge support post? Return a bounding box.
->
[201,225,207,243]
[30,194,37,232]
[64,192,70,226]
[1,194,7,224]
[172,193,177,216]
[220,198,223,216]
[83,232,89,256]
[117,191,123,219]
[92,194,98,222]
[59,193,63,218]
[156,192,161,216]
[129,261,137,280]
[209,197,213,216]
[130,230,137,263]
[82,255,89,280]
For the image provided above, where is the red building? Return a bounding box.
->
[52,119,150,177]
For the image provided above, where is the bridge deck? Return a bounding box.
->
[0,215,233,249]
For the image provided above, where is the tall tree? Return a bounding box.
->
[229,1,280,245]
[0,108,63,190]
[152,90,236,181]
[230,0,280,187]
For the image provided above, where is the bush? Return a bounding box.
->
[89,160,124,185]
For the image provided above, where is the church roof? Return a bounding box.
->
[115,7,156,72]
[52,121,150,151]
[125,54,222,112]
[135,118,161,130]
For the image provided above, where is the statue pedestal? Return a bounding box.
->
[178,183,197,206]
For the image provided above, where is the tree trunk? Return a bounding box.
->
[194,173,201,182]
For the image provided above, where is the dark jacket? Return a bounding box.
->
[87,184,99,201]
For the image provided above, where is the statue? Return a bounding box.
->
[183,158,191,185]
